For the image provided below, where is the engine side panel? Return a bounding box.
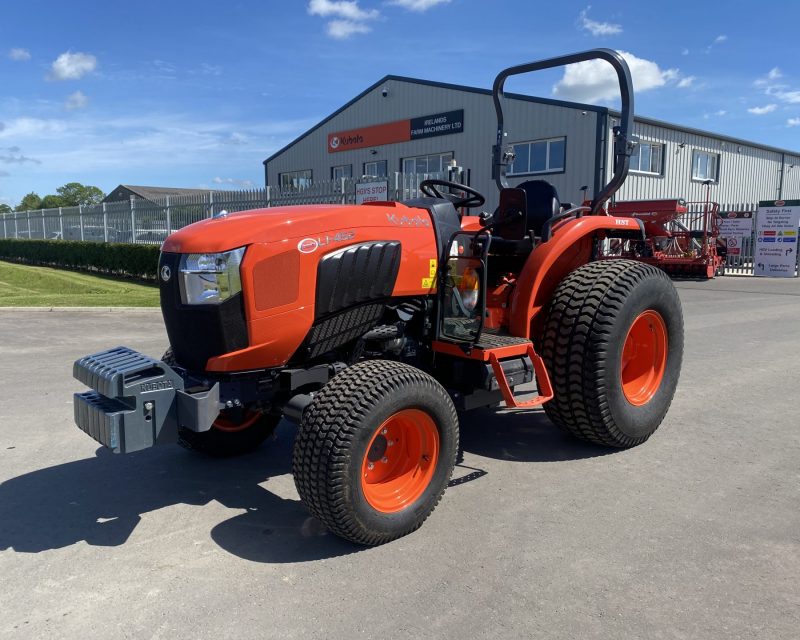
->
[316,241,401,317]
[199,203,438,372]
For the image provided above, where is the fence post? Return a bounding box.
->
[41,209,45,239]
[208,191,214,218]
[266,186,271,208]
[59,207,64,241]
[166,196,172,234]
[340,177,346,205]
[79,205,85,241]
[2,213,6,239]
[102,202,108,243]
[130,197,136,243]
[27,210,31,238]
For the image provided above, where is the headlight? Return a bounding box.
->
[179,247,246,305]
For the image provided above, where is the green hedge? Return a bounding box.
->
[0,239,160,279]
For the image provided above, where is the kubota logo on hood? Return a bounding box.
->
[297,238,319,253]
[329,136,340,149]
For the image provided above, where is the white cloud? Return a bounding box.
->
[308,0,378,20]
[212,177,255,187]
[703,110,727,120]
[578,6,622,36]
[65,91,89,110]
[766,86,800,104]
[787,117,800,127]
[327,19,372,38]
[681,48,689,56]
[48,51,97,81]
[705,34,727,53]
[308,0,378,38]
[553,51,679,103]
[199,63,222,76]
[677,76,696,88]
[767,67,782,81]
[747,104,777,115]
[389,0,452,10]
[8,48,31,62]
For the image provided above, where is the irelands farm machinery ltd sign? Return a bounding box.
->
[327,110,464,152]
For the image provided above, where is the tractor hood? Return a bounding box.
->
[161,202,432,254]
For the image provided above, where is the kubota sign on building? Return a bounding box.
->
[327,109,464,153]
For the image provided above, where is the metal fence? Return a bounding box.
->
[0,183,779,275]
[0,172,447,245]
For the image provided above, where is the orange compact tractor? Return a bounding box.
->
[73,50,684,545]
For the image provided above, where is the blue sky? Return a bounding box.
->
[1,0,799,206]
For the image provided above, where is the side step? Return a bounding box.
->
[73,346,187,453]
[487,343,553,409]
[431,337,554,409]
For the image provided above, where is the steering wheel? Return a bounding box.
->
[419,179,486,209]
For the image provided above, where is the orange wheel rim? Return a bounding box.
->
[621,310,668,406]
[213,409,261,433]
[361,409,440,514]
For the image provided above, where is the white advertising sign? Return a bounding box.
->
[754,199,800,277]
[717,211,753,257]
[355,180,389,205]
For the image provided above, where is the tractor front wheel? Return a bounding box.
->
[541,260,684,448]
[292,360,459,545]
[162,348,279,456]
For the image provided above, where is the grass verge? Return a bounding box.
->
[0,260,159,307]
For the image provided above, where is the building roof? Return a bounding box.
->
[263,74,800,166]
[104,185,221,202]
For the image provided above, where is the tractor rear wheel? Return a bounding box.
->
[292,360,458,546]
[540,260,683,448]
[162,348,279,457]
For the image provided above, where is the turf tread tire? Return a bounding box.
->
[540,260,683,448]
[292,360,458,546]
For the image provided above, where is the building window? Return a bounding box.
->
[363,160,388,177]
[331,164,352,181]
[402,152,454,175]
[508,137,566,175]
[279,170,312,190]
[692,151,720,182]
[630,142,663,175]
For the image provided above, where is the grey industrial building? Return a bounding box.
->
[264,75,800,211]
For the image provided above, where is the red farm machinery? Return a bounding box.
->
[601,186,726,278]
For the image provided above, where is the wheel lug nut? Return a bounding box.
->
[387,440,394,447]
[367,462,374,470]
[381,428,388,435]
[381,457,388,464]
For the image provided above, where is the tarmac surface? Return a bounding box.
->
[1,276,799,639]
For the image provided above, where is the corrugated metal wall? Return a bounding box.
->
[267,78,800,211]
[610,118,799,205]
[266,79,599,211]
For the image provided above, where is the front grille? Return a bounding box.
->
[158,252,249,371]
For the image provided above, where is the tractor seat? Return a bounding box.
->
[490,180,561,254]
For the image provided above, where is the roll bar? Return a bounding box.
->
[491,48,635,216]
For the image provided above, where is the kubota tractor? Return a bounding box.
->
[73,50,683,545]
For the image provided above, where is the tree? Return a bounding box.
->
[40,194,66,209]
[0,204,12,214]
[15,192,42,211]
[56,182,105,206]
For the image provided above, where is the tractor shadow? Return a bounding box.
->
[0,422,359,563]
[458,404,614,463]
[0,410,612,563]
